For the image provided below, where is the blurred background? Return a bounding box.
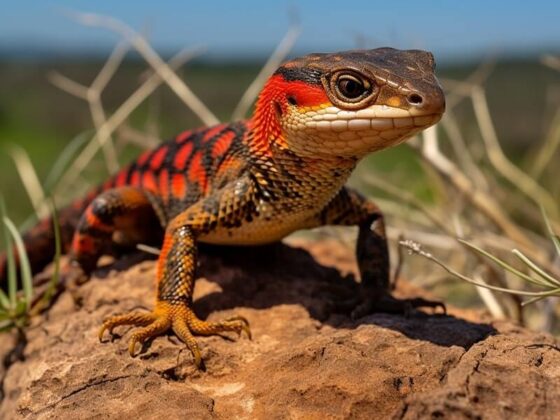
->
[1,1,560,330]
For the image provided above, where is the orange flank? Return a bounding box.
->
[150,146,168,171]
[174,142,194,170]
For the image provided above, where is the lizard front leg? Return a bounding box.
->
[316,187,445,318]
[99,178,255,368]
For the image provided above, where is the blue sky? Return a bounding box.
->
[1,1,559,62]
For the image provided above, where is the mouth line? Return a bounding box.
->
[305,113,441,132]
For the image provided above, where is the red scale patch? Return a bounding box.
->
[188,152,208,192]
[142,172,158,192]
[159,168,170,201]
[102,178,114,191]
[171,173,187,199]
[150,146,168,171]
[114,169,128,187]
[176,130,192,143]
[173,142,194,171]
[130,171,141,187]
[211,131,235,159]
[137,150,152,166]
[202,124,226,142]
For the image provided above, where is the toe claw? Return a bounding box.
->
[408,297,446,314]
[128,336,139,357]
[98,325,107,342]
[347,293,447,319]
[224,315,251,339]
[191,346,202,369]
[241,323,252,340]
[99,303,252,367]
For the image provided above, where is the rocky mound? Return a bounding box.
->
[1,238,559,419]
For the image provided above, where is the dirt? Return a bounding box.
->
[0,238,559,419]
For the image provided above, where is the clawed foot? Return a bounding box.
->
[349,294,446,320]
[99,301,251,369]
[329,287,446,320]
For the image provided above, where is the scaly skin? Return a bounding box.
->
[0,48,445,368]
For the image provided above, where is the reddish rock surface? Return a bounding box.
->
[1,238,559,419]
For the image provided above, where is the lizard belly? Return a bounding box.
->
[198,201,315,245]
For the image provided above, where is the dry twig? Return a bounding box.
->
[54,47,201,196]
[64,10,219,126]
[471,87,558,218]
[48,41,130,173]
[231,24,301,120]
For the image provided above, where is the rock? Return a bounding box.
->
[1,238,559,419]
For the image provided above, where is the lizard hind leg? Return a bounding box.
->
[70,186,162,276]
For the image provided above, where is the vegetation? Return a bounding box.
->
[1,12,560,334]
[0,199,60,332]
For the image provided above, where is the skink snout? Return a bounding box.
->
[406,86,446,115]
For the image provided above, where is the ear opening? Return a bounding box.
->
[273,101,283,118]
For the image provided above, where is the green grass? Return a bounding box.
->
[0,198,61,332]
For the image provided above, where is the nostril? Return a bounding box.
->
[407,93,423,106]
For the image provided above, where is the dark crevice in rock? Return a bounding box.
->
[31,374,142,416]
[0,330,27,403]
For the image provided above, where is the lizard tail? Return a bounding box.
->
[0,190,98,287]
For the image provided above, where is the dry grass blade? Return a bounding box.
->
[362,173,451,236]
[65,10,219,126]
[0,198,16,307]
[531,107,560,179]
[4,218,33,309]
[472,273,507,319]
[91,40,129,92]
[541,206,560,257]
[471,87,558,218]
[441,58,495,110]
[419,127,533,250]
[7,145,48,218]
[231,24,301,120]
[512,249,560,288]
[541,54,560,72]
[137,243,160,255]
[49,41,130,174]
[117,125,161,149]
[440,112,489,191]
[30,200,62,316]
[47,72,88,99]
[54,47,201,195]
[458,239,549,288]
[400,239,560,297]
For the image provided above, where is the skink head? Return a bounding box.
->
[253,47,445,159]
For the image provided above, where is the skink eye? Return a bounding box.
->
[337,75,367,99]
[325,70,378,109]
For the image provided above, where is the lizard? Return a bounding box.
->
[0,47,445,368]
